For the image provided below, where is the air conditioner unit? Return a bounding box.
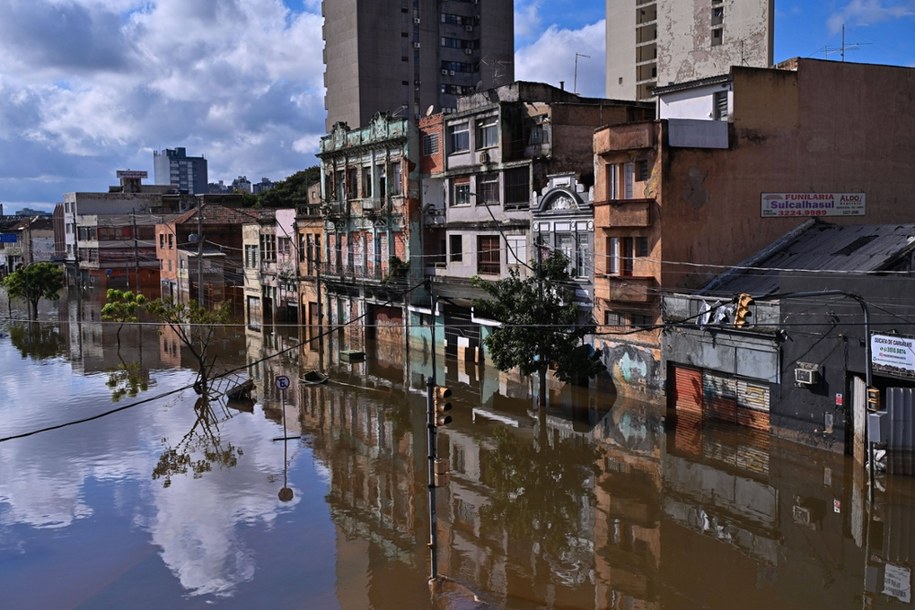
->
[414,42,421,49]
[465,24,473,32]
[464,48,473,55]
[794,362,821,385]
[414,17,420,24]
[478,150,490,164]
[441,69,449,75]
[449,70,455,76]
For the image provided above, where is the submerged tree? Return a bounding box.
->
[472,250,604,406]
[145,298,232,395]
[153,397,243,488]
[2,263,65,320]
[101,289,147,349]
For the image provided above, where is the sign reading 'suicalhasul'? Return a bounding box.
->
[761,193,865,218]
[871,333,915,380]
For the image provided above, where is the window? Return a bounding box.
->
[391,161,402,195]
[607,163,619,199]
[713,90,728,120]
[636,159,650,182]
[260,234,276,261]
[347,168,358,197]
[711,27,723,46]
[506,235,527,267]
[606,236,649,276]
[604,310,625,327]
[159,233,165,248]
[278,237,291,257]
[477,235,500,275]
[452,179,471,206]
[423,133,440,156]
[476,116,498,148]
[449,234,463,262]
[623,163,635,198]
[712,6,724,25]
[361,166,372,197]
[504,167,529,208]
[168,234,173,248]
[245,245,258,269]
[449,121,470,153]
[479,173,499,205]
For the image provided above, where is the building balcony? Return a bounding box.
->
[595,275,656,303]
[596,122,655,153]
[296,203,323,219]
[601,199,652,227]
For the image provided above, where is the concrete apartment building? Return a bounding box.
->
[605,0,773,100]
[592,58,915,398]
[61,171,184,290]
[153,147,209,195]
[322,0,514,130]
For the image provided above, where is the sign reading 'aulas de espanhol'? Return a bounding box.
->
[761,192,866,218]
[871,333,915,380]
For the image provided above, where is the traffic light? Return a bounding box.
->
[434,386,453,427]
[735,293,754,327]
[867,387,881,411]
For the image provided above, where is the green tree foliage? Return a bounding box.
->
[101,289,147,349]
[256,166,321,208]
[145,298,232,394]
[472,251,604,403]
[2,262,65,320]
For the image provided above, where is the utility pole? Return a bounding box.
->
[426,287,438,582]
[536,231,546,408]
[316,241,324,373]
[132,210,140,293]
[196,204,204,305]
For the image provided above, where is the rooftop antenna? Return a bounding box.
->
[823,23,871,61]
[573,52,591,94]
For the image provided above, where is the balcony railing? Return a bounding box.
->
[600,199,653,227]
[595,275,656,303]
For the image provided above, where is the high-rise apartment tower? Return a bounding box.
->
[322,0,515,130]
[606,0,773,100]
[153,147,209,195]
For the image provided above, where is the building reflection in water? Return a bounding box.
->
[287,329,915,610]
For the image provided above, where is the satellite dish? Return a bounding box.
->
[425,105,435,117]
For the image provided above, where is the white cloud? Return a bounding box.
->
[516,20,606,98]
[827,0,915,34]
[514,0,544,41]
[0,0,325,210]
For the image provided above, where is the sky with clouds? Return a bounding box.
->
[1,0,913,213]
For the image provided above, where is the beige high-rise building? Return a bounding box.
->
[323,0,515,131]
[605,0,773,100]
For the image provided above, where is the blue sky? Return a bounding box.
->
[1,0,913,214]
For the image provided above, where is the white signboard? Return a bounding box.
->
[883,563,911,604]
[761,193,865,218]
[871,333,915,380]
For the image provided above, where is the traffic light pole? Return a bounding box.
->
[426,291,439,583]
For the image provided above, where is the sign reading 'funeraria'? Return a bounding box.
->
[761,193,866,218]
[871,333,915,380]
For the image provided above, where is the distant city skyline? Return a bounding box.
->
[0,0,912,212]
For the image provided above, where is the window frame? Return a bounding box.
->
[477,235,501,275]
[476,116,498,149]
[448,121,470,154]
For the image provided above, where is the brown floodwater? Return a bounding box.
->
[0,289,912,609]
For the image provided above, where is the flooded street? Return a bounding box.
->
[1,290,914,609]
